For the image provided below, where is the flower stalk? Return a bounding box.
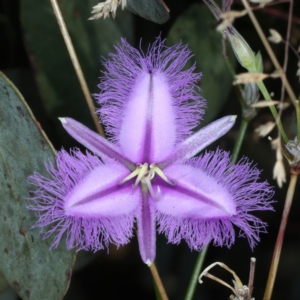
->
[150,263,169,300]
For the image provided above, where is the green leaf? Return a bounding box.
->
[0,72,75,300]
[20,0,133,144]
[167,3,236,126]
[127,0,169,24]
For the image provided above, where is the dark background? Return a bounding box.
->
[1,0,300,299]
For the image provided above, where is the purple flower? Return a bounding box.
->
[28,38,274,265]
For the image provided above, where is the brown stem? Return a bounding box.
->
[247,257,256,297]
[149,263,169,300]
[241,0,297,108]
[49,0,106,137]
[280,0,293,104]
[263,173,298,300]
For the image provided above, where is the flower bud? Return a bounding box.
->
[225,27,256,71]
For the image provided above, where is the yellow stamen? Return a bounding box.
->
[118,166,140,185]
[133,163,148,187]
[150,163,175,186]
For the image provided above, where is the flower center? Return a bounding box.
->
[119,163,175,199]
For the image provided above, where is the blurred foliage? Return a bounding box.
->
[167,3,236,127]
[21,0,133,148]
[0,0,300,299]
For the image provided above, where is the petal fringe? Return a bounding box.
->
[95,37,205,145]
[28,149,137,251]
[156,149,274,250]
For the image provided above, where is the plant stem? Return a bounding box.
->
[49,0,105,137]
[231,118,249,164]
[149,263,169,300]
[184,245,209,300]
[256,81,288,143]
[263,173,298,300]
[241,0,297,107]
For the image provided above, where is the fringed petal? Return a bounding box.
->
[28,149,139,251]
[158,115,236,167]
[155,149,274,250]
[60,117,135,170]
[95,37,205,162]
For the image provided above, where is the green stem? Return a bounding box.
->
[184,245,209,300]
[295,101,300,143]
[224,58,246,111]
[231,118,249,164]
[256,81,288,143]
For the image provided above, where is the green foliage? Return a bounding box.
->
[21,0,133,143]
[0,72,75,300]
[167,3,236,126]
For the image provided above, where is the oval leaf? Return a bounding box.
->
[126,0,169,24]
[0,72,75,300]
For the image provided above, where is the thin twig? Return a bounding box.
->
[284,40,300,60]
[280,0,293,105]
[262,6,300,25]
[149,263,169,300]
[263,173,298,300]
[49,0,106,137]
[241,0,297,107]
[201,273,237,295]
[247,257,256,297]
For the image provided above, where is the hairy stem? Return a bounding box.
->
[149,263,169,300]
[49,0,105,137]
[184,245,209,300]
[263,173,298,300]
